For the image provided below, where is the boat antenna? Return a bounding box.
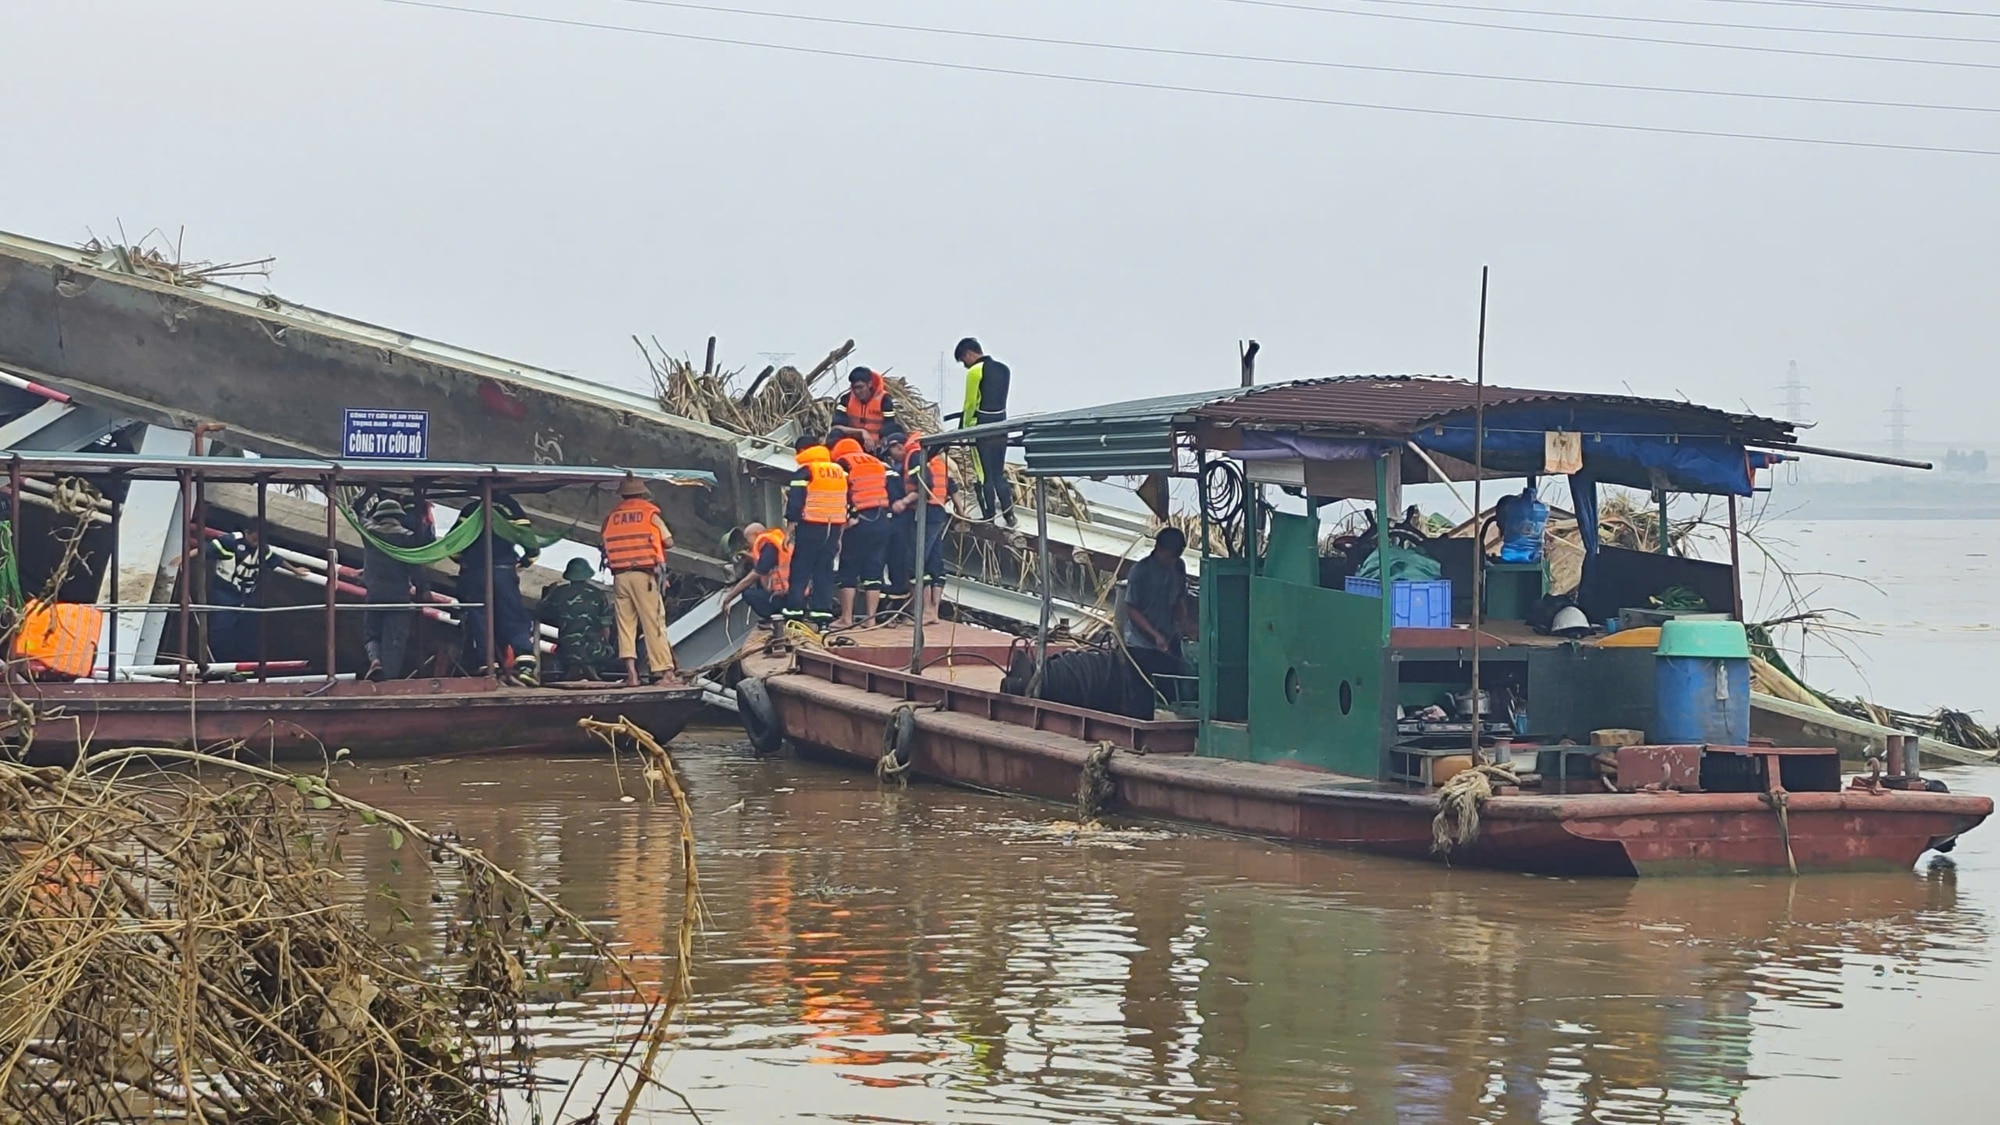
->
[1470,266,1489,768]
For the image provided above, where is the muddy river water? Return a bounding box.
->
[328,518,1999,1123]
[341,743,1998,1125]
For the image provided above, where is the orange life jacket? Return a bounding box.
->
[798,447,850,525]
[840,380,887,442]
[601,497,667,571]
[839,451,890,513]
[12,601,103,679]
[903,446,949,506]
[753,528,793,596]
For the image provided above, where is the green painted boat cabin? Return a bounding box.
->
[930,376,1856,781]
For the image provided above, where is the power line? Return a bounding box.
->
[1693,0,2000,19]
[1333,0,2000,45]
[593,0,2000,115]
[1221,0,2000,70]
[359,0,2000,156]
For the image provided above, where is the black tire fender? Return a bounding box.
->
[737,678,784,756]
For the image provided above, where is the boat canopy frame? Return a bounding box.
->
[2,452,715,688]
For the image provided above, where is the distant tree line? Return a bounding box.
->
[1944,449,1989,474]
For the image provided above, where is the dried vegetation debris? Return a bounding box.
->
[0,741,699,1125]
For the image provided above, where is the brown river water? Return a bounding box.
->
[336,732,2000,1125]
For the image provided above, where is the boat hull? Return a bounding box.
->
[12,677,708,763]
[763,668,1990,877]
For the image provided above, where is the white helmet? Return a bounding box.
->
[1551,605,1592,638]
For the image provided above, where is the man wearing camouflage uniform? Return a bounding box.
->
[538,558,616,682]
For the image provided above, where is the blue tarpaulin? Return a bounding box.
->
[1414,405,1759,496]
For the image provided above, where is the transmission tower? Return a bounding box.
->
[1779,360,1810,424]
[1887,386,1909,458]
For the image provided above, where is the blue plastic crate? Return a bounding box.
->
[1342,576,1454,628]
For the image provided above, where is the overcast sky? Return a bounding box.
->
[3,0,1995,448]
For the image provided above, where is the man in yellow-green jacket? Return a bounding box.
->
[954,336,1016,528]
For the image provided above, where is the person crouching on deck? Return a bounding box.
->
[539,557,617,682]
[456,490,540,685]
[828,366,898,454]
[600,476,678,687]
[720,523,792,625]
[786,435,848,626]
[830,436,892,628]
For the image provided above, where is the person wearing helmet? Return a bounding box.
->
[538,558,616,682]
[830,436,892,627]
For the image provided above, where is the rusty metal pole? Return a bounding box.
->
[1469,265,1489,768]
[1728,494,1744,622]
[908,457,927,674]
[256,477,269,682]
[177,468,193,681]
[323,473,338,683]
[481,478,497,680]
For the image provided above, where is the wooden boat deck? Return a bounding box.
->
[754,647,1992,876]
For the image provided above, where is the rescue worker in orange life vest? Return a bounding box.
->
[720,523,791,623]
[785,434,848,625]
[599,476,677,686]
[886,429,956,625]
[828,367,898,453]
[829,436,892,628]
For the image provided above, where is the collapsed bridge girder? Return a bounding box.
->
[0,231,786,579]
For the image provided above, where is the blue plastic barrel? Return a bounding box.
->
[1651,620,1751,745]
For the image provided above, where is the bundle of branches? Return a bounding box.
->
[0,746,695,1125]
[79,226,274,287]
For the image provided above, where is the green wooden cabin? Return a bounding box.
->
[928,376,1882,780]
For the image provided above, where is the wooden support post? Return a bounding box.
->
[1728,494,1744,622]
[1657,489,1672,555]
[323,473,338,682]
[256,477,269,682]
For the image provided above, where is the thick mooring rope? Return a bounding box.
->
[1078,741,1116,825]
[1431,763,1520,857]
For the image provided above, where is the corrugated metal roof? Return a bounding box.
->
[927,387,1242,449]
[1195,375,1794,442]
[1,451,717,489]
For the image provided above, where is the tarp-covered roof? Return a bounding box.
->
[928,375,1802,494]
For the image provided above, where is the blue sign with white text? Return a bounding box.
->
[342,409,429,460]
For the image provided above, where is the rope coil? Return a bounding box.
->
[1431,763,1520,857]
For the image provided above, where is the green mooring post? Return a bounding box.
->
[1375,453,1393,645]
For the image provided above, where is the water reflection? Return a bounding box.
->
[337,737,1996,1123]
